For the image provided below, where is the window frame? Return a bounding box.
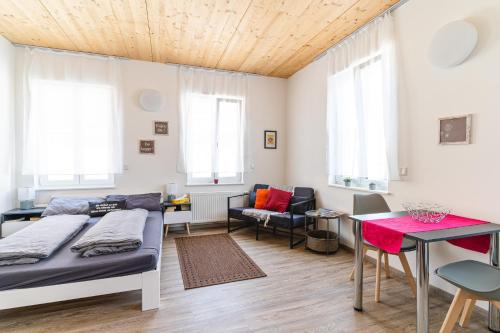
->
[29,78,119,190]
[327,54,389,192]
[186,95,244,186]
[37,174,115,190]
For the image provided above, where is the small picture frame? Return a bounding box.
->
[139,140,155,154]
[264,130,277,149]
[154,121,169,135]
[439,114,472,145]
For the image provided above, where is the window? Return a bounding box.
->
[327,55,389,191]
[185,94,244,185]
[30,79,117,189]
[38,174,114,188]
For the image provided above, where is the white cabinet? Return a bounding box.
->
[164,210,192,225]
[163,204,191,237]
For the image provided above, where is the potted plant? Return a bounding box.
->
[343,177,352,187]
[369,182,376,190]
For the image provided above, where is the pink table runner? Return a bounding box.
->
[362,214,491,254]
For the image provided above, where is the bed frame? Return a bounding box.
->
[0,244,162,312]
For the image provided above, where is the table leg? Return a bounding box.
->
[353,220,364,311]
[338,217,341,252]
[326,218,330,256]
[489,232,500,332]
[416,240,429,333]
[305,216,308,249]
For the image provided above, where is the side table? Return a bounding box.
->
[1,207,45,238]
[163,202,192,238]
[305,209,344,255]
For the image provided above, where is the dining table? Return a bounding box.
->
[349,211,500,333]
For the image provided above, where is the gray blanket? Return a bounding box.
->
[0,215,89,266]
[242,208,281,227]
[71,209,148,257]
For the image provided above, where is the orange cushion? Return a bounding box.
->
[254,189,269,209]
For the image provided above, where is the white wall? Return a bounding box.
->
[286,0,500,307]
[14,54,287,203]
[0,36,16,216]
[6,0,499,304]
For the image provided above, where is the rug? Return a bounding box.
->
[175,233,266,289]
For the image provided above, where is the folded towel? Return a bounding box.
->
[71,209,148,257]
[0,214,89,266]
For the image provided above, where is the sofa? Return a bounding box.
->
[227,184,316,248]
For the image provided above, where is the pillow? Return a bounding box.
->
[263,188,292,213]
[88,200,126,217]
[248,191,257,208]
[42,197,104,217]
[254,189,270,209]
[106,193,162,211]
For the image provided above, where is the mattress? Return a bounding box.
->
[0,211,163,291]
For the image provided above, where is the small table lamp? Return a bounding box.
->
[18,187,35,210]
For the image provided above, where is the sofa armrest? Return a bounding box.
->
[227,192,249,209]
[290,198,316,215]
[289,198,316,228]
[228,192,249,200]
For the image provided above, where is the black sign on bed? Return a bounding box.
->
[88,201,126,217]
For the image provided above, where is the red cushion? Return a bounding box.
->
[263,188,293,213]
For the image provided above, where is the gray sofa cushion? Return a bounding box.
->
[42,197,104,217]
[106,193,162,211]
[228,207,255,222]
[268,213,306,229]
[294,187,314,198]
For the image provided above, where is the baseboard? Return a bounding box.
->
[339,244,489,318]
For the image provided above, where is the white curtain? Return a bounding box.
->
[177,66,247,175]
[20,48,123,175]
[327,13,400,181]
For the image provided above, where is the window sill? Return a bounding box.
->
[36,185,116,191]
[329,184,390,195]
[185,183,244,187]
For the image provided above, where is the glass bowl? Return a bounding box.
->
[402,202,450,224]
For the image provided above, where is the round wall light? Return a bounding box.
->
[139,89,164,112]
[428,20,478,68]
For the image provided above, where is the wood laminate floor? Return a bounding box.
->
[0,225,489,333]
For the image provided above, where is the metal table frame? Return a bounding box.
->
[350,211,500,333]
[305,210,343,255]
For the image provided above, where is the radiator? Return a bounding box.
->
[190,192,244,223]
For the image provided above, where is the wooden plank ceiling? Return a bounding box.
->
[0,0,399,78]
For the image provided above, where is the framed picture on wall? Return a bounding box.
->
[439,114,471,145]
[264,130,277,149]
[154,121,169,135]
[139,140,155,154]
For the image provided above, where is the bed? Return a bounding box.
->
[0,211,163,311]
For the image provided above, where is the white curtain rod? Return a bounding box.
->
[12,43,128,60]
[166,62,263,77]
[13,43,264,77]
[313,0,411,62]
